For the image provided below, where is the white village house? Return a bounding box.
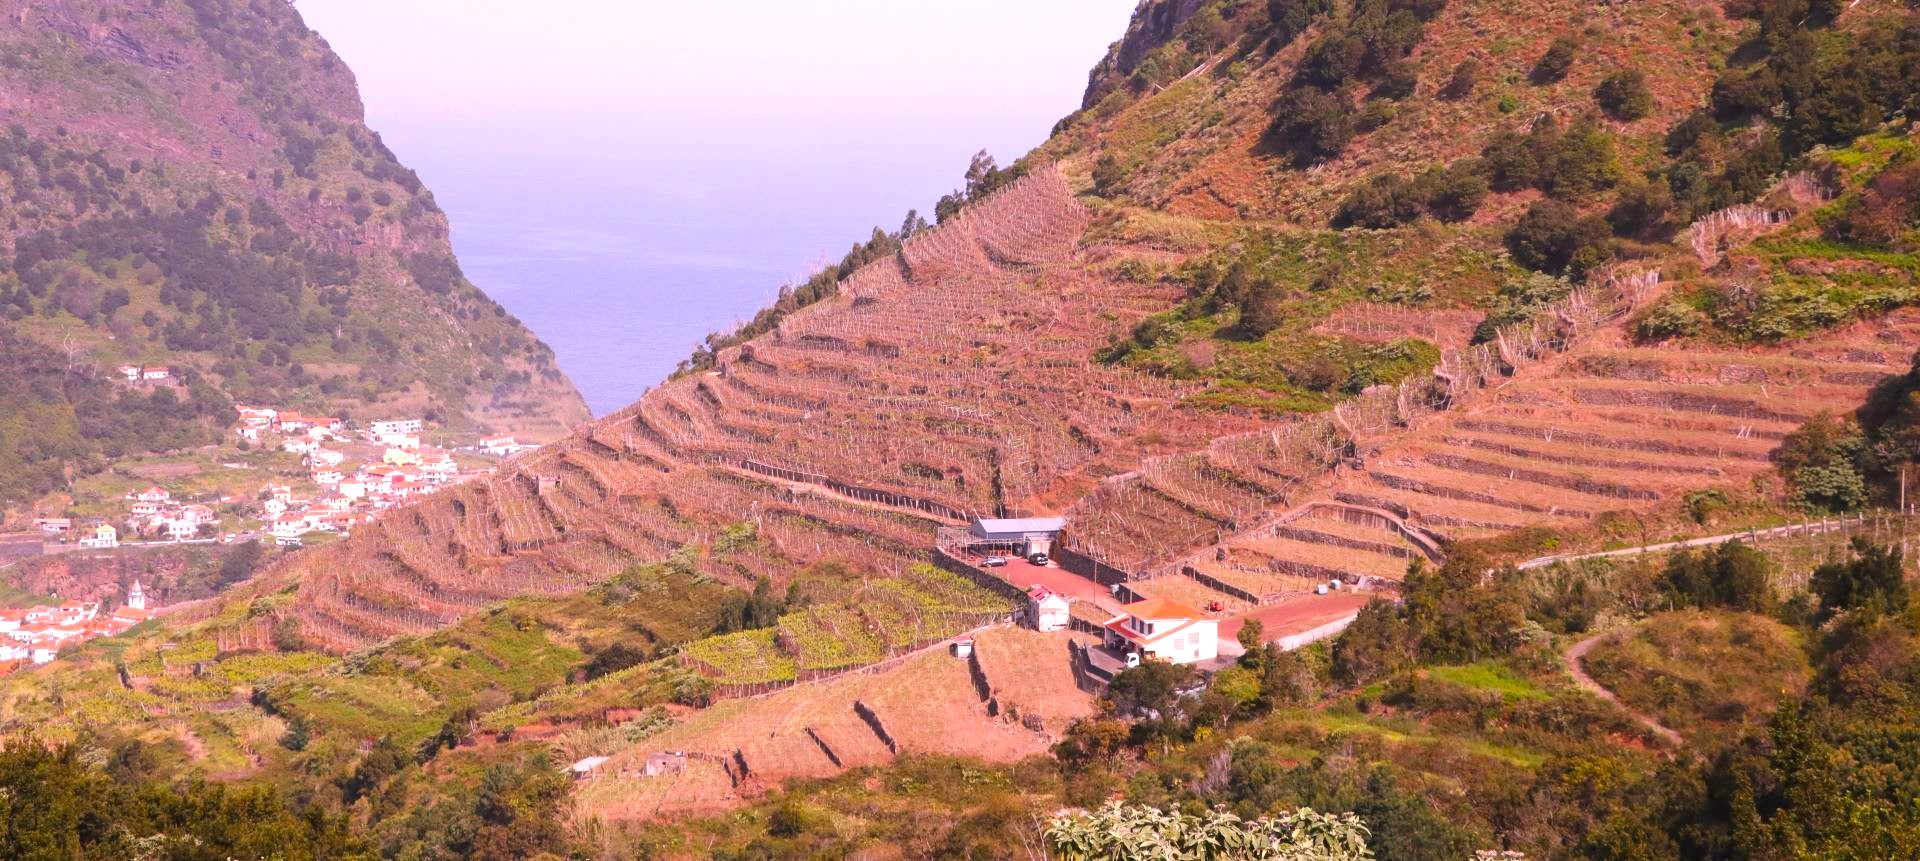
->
[369,418,423,438]
[1101,598,1219,665]
[1026,586,1071,632]
[78,524,118,549]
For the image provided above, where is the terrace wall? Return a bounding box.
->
[930,548,1030,603]
[852,699,898,754]
[1054,539,1133,586]
[1181,565,1261,605]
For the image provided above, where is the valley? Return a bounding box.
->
[2,0,1920,858]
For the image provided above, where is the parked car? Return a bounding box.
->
[1027,551,1050,566]
[982,555,1008,567]
[1124,651,1141,669]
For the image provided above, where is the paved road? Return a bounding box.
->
[1565,631,1684,749]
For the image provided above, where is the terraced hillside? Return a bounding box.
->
[1189,308,1919,586]
[573,625,1088,822]
[246,171,1274,650]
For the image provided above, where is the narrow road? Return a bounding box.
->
[1518,514,1872,570]
[1565,631,1684,749]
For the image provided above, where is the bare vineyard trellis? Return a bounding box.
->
[1061,265,1661,577]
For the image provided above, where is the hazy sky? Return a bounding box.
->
[298,1,1137,164]
[294,0,1140,413]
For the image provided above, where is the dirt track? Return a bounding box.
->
[1565,632,1683,748]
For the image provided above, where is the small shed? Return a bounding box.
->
[569,755,611,780]
[1027,586,1071,632]
[643,750,688,777]
[951,637,975,658]
[966,516,1066,556]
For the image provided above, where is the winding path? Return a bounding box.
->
[1565,632,1684,749]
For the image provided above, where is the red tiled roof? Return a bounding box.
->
[1119,597,1203,622]
[1101,614,1207,646]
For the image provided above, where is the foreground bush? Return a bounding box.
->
[1048,801,1373,861]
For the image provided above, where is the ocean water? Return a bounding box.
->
[408,149,963,416]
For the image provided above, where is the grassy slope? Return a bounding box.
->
[1581,610,1810,737]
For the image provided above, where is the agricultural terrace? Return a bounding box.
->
[214,168,1289,651]
[0,564,734,786]
[675,564,1011,689]
[576,633,1076,823]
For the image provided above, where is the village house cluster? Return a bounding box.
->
[953,516,1227,670]
[0,581,152,669]
[236,407,500,546]
[33,484,214,549]
[123,484,219,542]
[116,364,173,384]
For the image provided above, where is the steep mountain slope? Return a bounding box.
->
[231,170,1283,650]
[0,0,589,504]
[159,0,1916,657]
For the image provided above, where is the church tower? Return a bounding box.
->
[127,579,147,611]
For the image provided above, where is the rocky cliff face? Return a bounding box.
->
[0,0,588,442]
[1080,0,1210,109]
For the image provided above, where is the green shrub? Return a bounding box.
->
[1774,413,1869,513]
[1092,153,1129,198]
[1633,299,1704,342]
[1657,540,1775,613]
[1530,34,1579,84]
[1265,88,1355,163]
[1505,200,1612,275]
[1607,179,1675,236]
[1593,69,1654,120]
[1440,58,1478,99]
[1472,271,1574,343]
[1332,161,1487,228]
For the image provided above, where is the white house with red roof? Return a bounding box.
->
[131,500,161,517]
[1101,598,1219,665]
[269,515,309,540]
[282,437,319,455]
[1027,586,1071,632]
[418,449,458,480]
[162,518,198,541]
[180,504,216,525]
[140,366,171,382]
[56,601,99,625]
[133,485,171,503]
